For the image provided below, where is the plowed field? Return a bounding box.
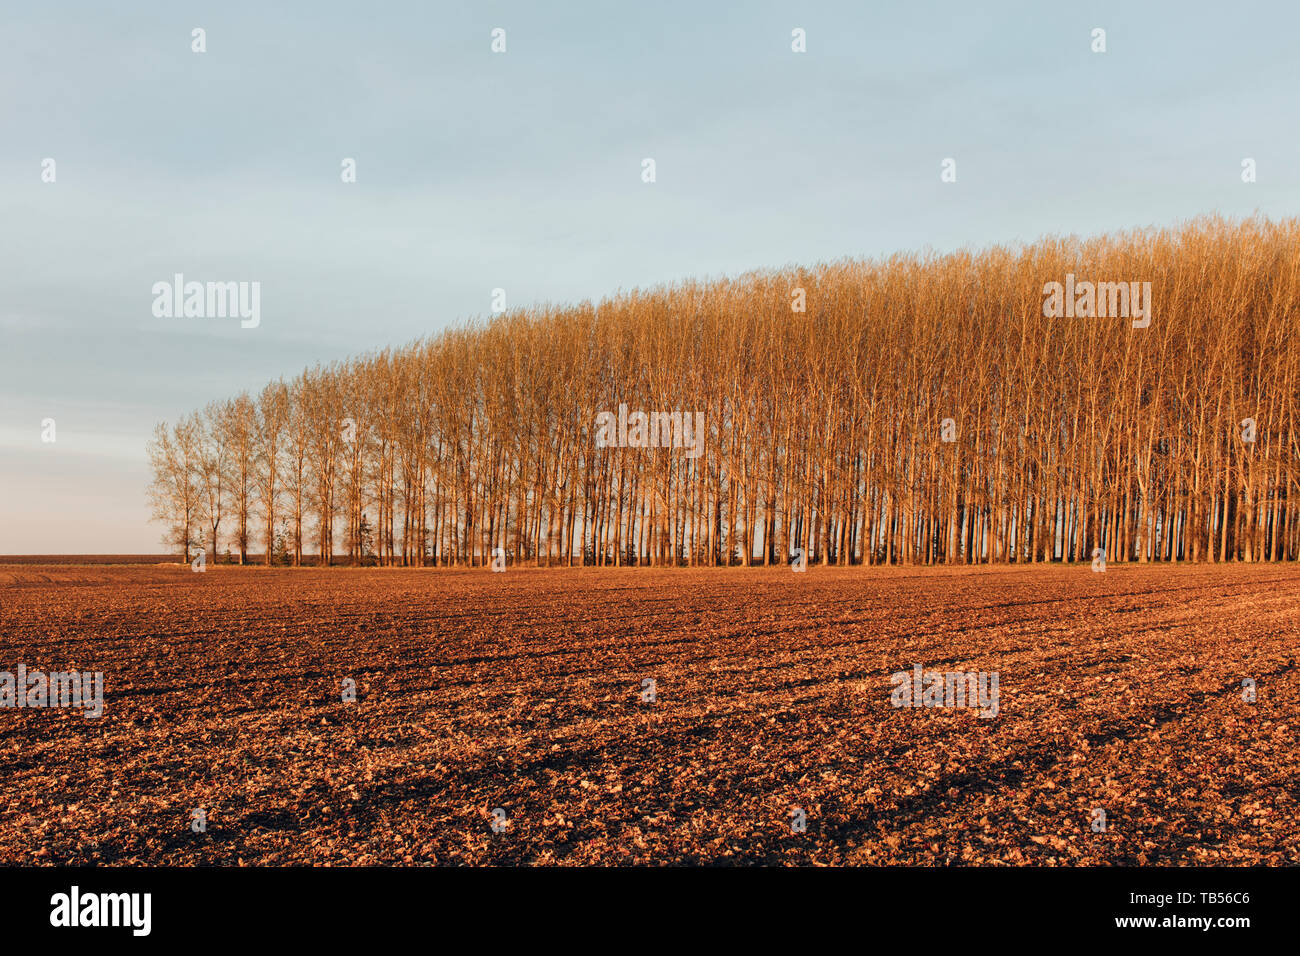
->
[1,563,1296,865]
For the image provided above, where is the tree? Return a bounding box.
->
[255,381,290,566]
[197,403,228,561]
[218,394,256,565]
[148,414,202,562]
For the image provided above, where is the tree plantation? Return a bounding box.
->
[148,215,1300,568]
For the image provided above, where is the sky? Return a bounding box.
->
[2,0,1299,553]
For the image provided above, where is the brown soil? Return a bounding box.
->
[1,563,1295,865]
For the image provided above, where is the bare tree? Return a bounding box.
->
[148,415,202,562]
[218,394,256,565]
[197,403,228,561]
[255,381,290,565]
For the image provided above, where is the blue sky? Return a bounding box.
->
[2,0,1298,551]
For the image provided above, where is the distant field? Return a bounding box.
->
[1,555,349,567]
[1,564,1296,865]
[0,555,175,565]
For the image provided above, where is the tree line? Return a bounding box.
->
[148,214,1300,567]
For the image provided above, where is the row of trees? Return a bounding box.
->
[149,215,1300,567]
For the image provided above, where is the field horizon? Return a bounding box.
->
[5,553,1293,570]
